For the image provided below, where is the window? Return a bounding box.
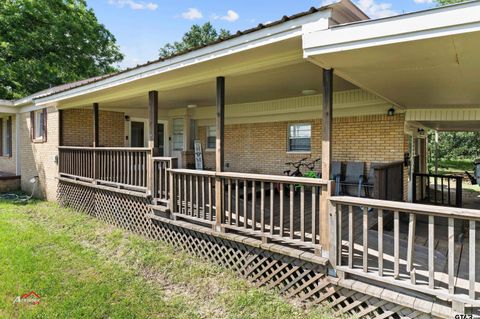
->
[172,118,184,151]
[31,109,47,142]
[288,123,311,152]
[0,117,12,157]
[206,126,216,149]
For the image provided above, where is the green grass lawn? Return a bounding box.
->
[435,158,474,175]
[0,199,333,319]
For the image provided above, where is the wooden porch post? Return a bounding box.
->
[92,103,99,181]
[215,76,225,230]
[148,91,159,196]
[321,68,333,255]
[93,103,99,147]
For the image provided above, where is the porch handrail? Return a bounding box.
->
[168,168,331,252]
[330,195,480,305]
[58,146,152,193]
[331,196,480,220]
[58,146,150,151]
[167,169,330,185]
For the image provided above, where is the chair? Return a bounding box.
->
[339,162,365,196]
[362,162,380,198]
[331,161,343,195]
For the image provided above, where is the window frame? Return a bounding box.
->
[31,109,47,143]
[172,118,184,151]
[0,117,12,157]
[205,126,216,150]
[287,123,312,153]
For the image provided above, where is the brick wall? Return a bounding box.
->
[19,108,59,200]
[198,114,406,175]
[0,115,16,174]
[62,108,125,147]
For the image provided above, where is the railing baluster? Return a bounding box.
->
[260,181,265,233]
[428,215,435,289]
[348,205,354,269]
[470,220,476,300]
[394,211,400,279]
[195,175,199,218]
[243,180,247,228]
[363,207,368,273]
[280,185,284,237]
[208,177,213,221]
[270,182,274,235]
[311,186,316,245]
[228,179,232,225]
[235,180,239,226]
[337,204,342,266]
[251,181,256,230]
[378,209,383,276]
[290,185,294,239]
[300,185,305,242]
[448,217,455,294]
[201,176,206,219]
[406,213,416,275]
[189,174,193,216]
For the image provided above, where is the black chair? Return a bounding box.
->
[339,162,365,196]
[331,161,343,195]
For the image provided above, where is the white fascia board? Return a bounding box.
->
[35,11,331,106]
[303,1,480,57]
[0,100,18,113]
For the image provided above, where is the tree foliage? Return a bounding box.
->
[428,131,480,161]
[436,0,466,5]
[159,22,231,58]
[0,0,124,100]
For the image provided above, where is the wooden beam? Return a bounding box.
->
[93,103,99,147]
[58,109,64,147]
[320,68,333,253]
[215,76,225,229]
[216,77,225,171]
[148,90,159,155]
[321,68,333,181]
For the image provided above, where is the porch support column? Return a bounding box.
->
[215,76,225,230]
[93,103,99,147]
[148,91,159,196]
[434,131,439,175]
[321,68,333,256]
[92,103,99,182]
[148,91,159,154]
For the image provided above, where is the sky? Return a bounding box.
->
[85,0,438,69]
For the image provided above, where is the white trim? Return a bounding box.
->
[15,114,20,175]
[35,12,331,105]
[303,0,480,58]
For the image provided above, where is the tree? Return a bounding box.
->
[159,22,230,58]
[0,0,124,100]
[436,0,466,5]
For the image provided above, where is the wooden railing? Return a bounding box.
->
[168,169,330,250]
[152,157,178,205]
[58,146,151,192]
[331,196,480,306]
[373,161,404,201]
[413,173,463,207]
[58,147,95,181]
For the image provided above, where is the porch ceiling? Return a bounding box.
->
[63,61,357,111]
[418,121,480,132]
[303,1,480,109]
[307,31,480,109]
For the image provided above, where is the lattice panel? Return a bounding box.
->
[58,181,431,319]
[58,182,96,216]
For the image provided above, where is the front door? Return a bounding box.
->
[131,121,145,147]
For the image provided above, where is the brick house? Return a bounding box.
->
[1,1,480,316]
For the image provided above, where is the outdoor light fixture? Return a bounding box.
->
[387,108,395,116]
[124,115,130,121]
[301,89,318,96]
[187,104,198,109]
